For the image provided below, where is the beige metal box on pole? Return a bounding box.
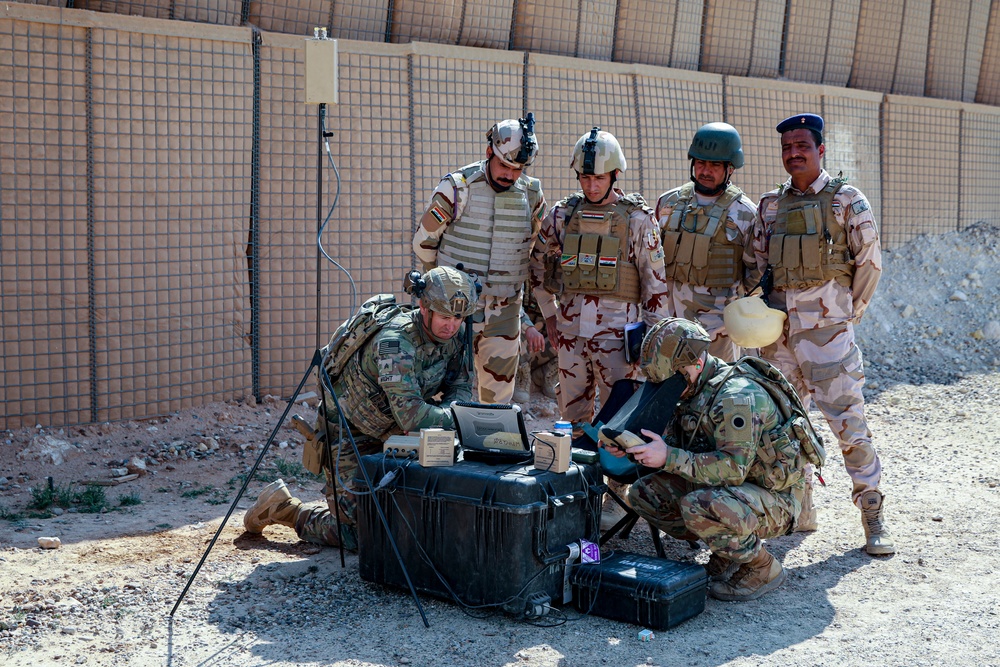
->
[304,32,338,105]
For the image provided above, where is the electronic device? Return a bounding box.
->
[449,402,532,464]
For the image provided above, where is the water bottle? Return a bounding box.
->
[553,420,573,440]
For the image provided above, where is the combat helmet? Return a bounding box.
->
[723,296,786,348]
[570,127,627,175]
[420,266,478,318]
[487,113,538,168]
[688,122,744,169]
[640,317,712,382]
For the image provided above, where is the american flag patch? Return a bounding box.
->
[580,253,596,267]
[430,204,450,223]
[581,211,605,221]
[561,254,578,268]
[598,256,617,267]
[379,340,400,355]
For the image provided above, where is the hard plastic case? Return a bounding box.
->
[571,551,708,629]
[356,454,603,615]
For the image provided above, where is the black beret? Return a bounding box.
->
[775,113,824,134]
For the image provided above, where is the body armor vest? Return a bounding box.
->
[330,314,463,440]
[769,178,853,290]
[436,163,534,298]
[660,183,744,288]
[557,193,644,304]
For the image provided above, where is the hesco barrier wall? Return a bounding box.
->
[2,3,1000,428]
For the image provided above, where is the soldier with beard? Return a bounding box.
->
[655,123,762,362]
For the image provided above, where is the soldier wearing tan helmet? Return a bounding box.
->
[604,317,813,601]
[753,113,893,556]
[655,122,763,362]
[413,116,547,405]
[243,267,477,550]
[529,127,670,431]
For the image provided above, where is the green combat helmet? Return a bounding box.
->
[487,114,539,168]
[420,266,478,318]
[640,317,712,382]
[688,122,744,169]
[570,127,628,175]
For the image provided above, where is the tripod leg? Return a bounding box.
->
[169,350,323,617]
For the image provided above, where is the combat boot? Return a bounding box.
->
[860,490,895,555]
[705,553,739,582]
[244,479,303,534]
[709,548,786,601]
[532,359,559,400]
[600,479,631,532]
[513,360,532,404]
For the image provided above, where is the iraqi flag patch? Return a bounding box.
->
[581,211,605,221]
[598,256,617,267]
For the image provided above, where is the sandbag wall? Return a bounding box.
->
[2,3,1000,428]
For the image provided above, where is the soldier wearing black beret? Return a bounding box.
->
[751,113,894,556]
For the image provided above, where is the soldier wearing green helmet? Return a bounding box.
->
[243,266,476,551]
[413,116,547,405]
[655,122,763,362]
[604,317,813,602]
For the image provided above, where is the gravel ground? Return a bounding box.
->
[1,224,998,667]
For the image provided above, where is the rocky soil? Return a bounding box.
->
[1,223,998,667]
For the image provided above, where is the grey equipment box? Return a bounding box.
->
[356,454,603,616]
[571,551,708,629]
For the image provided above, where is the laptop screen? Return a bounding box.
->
[449,402,531,460]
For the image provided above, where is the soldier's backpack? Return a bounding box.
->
[704,356,826,492]
[319,294,410,386]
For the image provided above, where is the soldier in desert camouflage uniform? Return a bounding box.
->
[412,116,547,404]
[243,267,477,550]
[529,128,670,428]
[606,318,807,601]
[753,113,893,556]
[655,123,762,361]
[513,286,559,402]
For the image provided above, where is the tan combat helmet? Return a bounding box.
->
[640,317,712,382]
[487,113,539,168]
[420,266,478,318]
[570,127,627,175]
[723,296,787,348]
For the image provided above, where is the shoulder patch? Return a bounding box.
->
[852,199,870,215]
[719,396,753,441]
[378,339,400,356]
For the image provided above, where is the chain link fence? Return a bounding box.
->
[3,2,1000,428]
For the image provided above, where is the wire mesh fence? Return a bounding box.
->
[3,2,1000,428]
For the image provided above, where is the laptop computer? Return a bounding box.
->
[449,401,533,464]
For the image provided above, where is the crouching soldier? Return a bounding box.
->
[243,266,478,550]
[603,318,823,601]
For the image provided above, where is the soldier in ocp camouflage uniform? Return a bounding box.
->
[243,267,477,550]
[606,318,806,601]
[753,113,893,556]
[655,123,762,361]
[528,128,670,429]
[412,116,547,404]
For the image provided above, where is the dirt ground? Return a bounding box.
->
[2,225,1000,667]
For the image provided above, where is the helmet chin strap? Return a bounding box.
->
[690,161,730,196]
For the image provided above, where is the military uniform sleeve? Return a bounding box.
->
[751,193,778,280]
[733,196,763,294]
[844,190,881,322]
[629,208,670,326]
[660,383,773,485]
[413,177,465,270]
[375,335,457,433]
[528,202,565,321]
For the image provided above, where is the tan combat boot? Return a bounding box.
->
[513,360,532,404]
[244,479,303,534]
[705,553,739,582]
[709,548,787,601]
[860,489,896,555]
[600,479,631,532]
[532,359,559,400]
